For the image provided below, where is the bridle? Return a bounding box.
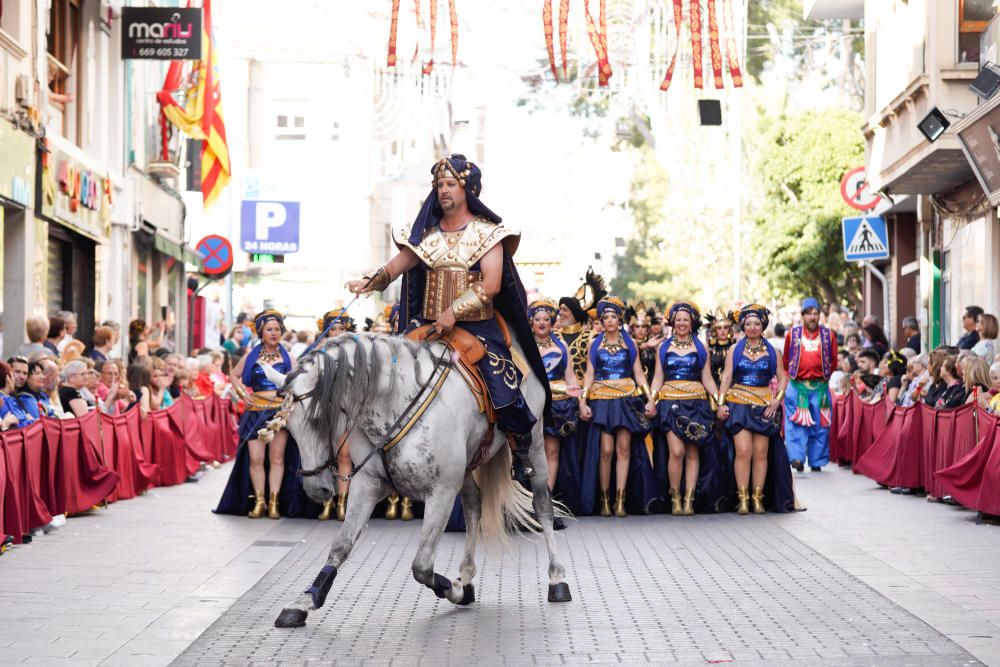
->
[291,331,454,488]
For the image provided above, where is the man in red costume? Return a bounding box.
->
[783,298,838,472]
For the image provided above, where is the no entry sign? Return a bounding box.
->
[840,167,882,211]
[196,234,233,278]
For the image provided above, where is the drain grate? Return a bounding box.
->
[252,540,299,547]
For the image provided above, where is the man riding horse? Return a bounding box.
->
[346,154,551,481]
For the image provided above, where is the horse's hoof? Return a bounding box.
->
[274,608,308,628]
[456,583,475,606]
[547,582,572,603]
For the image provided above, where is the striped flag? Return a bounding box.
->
[156,0,231,208]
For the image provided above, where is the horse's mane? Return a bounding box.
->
[288,333,448,441]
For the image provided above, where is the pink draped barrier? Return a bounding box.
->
[833,393,888,467]
[828,394,849,463]
[1,393,239,543]
[936,410,1000,512]
[920,403,978,498]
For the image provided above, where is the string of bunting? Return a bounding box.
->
[543,0,558,81]
[559,0,570,79]
[583,0,611,87]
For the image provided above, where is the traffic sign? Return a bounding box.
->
[840,167,882,211]
[842,216,890,262]
[196,234,234,277]
[240,200,300,253]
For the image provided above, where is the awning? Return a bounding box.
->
[153,232,204,270]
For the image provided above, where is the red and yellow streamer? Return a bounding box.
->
[584,0,611,87]
[422,0,438,75]
[659,0,683,91]
[448,0,458,68]
[558,0,569,79]
[707,0,724,88]
[722,0,744,87]
[543,0,558,81]
[388,0,400,67]
[690,0,703,88]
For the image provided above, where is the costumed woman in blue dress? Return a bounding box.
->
[716,304,796,514]
[216,309,320,519]
[530,298,581,520]
[579,296,653,517]
[315,309,369,521]
[645,301,723,515]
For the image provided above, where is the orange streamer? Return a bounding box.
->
[558,0,569,79]
[422,0,437,75]
[388,0,401,67]
[659,0,683,91]
[448,0,458,67]
[721,0,744,87]
[584,0,611,87]
[690,0,703,89]
[543,0,558,81]
[707,0,724,88]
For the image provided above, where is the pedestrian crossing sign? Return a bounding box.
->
[842,216,890,262]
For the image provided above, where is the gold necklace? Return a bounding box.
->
[744,339,765,356]
[259,348,281,363]
[673,336,694,350]
[602,334,624,354]
[534,335,553,351]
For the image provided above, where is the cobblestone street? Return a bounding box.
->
[2,462,998,666]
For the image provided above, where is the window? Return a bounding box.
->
[275,113,305,140]
[959,0,998,63]
[47,0,81,138]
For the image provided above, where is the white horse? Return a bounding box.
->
[262,332,571,628]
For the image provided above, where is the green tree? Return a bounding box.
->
[750,108,864,311]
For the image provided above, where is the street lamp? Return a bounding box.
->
[917,108,950,143]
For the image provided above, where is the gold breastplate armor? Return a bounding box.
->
[394,218,519,322]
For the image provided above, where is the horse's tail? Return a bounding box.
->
[473,446,539,548]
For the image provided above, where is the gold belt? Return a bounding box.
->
[590,378,639,400]
[550,380,570,401]
[657,380,707,401]
[423,269,494,322]
[726,384,773,407]
[245,390,285,411]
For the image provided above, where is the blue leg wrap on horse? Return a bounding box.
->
[430,572,452,598]
[305,565,338,608]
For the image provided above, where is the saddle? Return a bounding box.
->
[405,313,514,471]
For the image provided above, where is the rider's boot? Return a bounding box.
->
[509,431,535,486]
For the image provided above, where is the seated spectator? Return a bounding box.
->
[933,356,967,409]
[883,351,908,406]
[164,353,184,399]
[15,360,55,420]
[222,325,243,355]
[861,323,890,358]
[0,361,25,430]
[101,320,123,359]
[844,332,862,357]
[290,330,311,359]
[194,354,216,397]
[36,357,67,418]
[60,339,86,364]
[44,315,66,356]
[989,362,1000,413]
[902,316,921,353]
[96,359,132,415]
[149,357,174,410]
[127,363,153,417]
[58,360,90,417]
[55,310,78,353]
[962,356,993,409]
[17,316,50,360]
[972,313,998,363]
[88,326,115,362]
[830,350,855,396]
[899,354,930,407]
[80,358,99,408]
[958,306,984,350]
[7,355,29,393]
[853,349,883,402]
[176,366,196,398]
[128,319,150,364]
[209,351,228,387]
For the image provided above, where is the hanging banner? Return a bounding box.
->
[543,0,558,81]
[707,0,724,88]
[722,0,744,87]
[422,0,438,75]
[559,0,570,79]
[659,0,684,91]
[690,0,704,88]
[387,0,400,67]
[584,0,612,87]
[448,0,458,67]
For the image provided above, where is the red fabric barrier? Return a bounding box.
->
[41,413,119,515]
[936,410,999,511]
[216,396,238,459]
[0,436,13,541]
[180,395,218,463]
[100,409,159,501]
[141,406,199,486]
[0,423,53,540]
[920,403,978,498]
[854,404,924,488]
[843,394,887,468]
[828,394,848,463]
[833,392,856,463]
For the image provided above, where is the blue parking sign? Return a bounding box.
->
[240,200,300,254]
[842,216,889,262]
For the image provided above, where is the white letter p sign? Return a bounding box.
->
[255,202,287,240]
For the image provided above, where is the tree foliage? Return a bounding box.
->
[749,108,864,310]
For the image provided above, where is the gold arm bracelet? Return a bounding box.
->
[362,265,391,293]
[639,384,651,399]
[580,386,590,401]
[776,389,786,402]
[451,285,491,319]
[716,393,726,406]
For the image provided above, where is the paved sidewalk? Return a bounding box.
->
[2,461,999,665]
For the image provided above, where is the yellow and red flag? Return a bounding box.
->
[157,0,231,208]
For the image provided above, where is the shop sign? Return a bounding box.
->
[240,200,300,253]
[957,101,1000,206]
[121,7,202,60]
[40,148,111,239]
[0,120,35,208]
